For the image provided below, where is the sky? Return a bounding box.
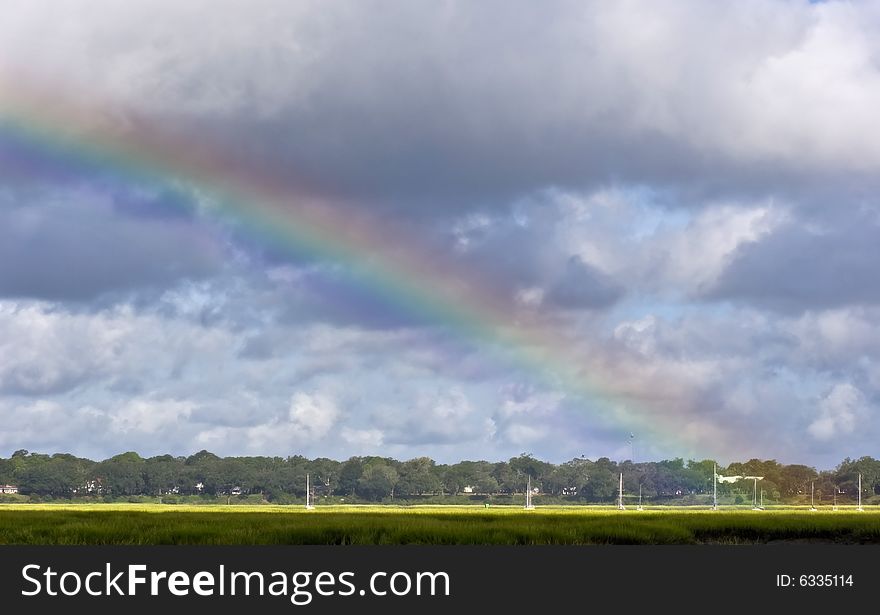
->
[1,0,879,468]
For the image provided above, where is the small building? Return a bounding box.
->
[0,485,18,494]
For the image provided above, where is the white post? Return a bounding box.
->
[753,478,758,510]
[713,463,718,511]
[810,481,817,511]
[618,473,625,510]
[305,473,315,510]
[858,473,864,512]
[637,483,643,511]
[524,475,534,509]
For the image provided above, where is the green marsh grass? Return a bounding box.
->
[0,504,878,545]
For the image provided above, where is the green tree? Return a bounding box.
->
[96,452,146,496]
[398,457,442,496]
[778,464,818,498]
[546,458,591,497]
[356,462,399,501]
[338,457,364,496]
[144,455,182,496]
[308,457,342,496]
[491,461,518,494]
[583,467,616,501]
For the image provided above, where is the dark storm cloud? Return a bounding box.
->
[0,188,224,301]
[708,209,880,313]
[200,109,715,214]
[115,2,880,217]
[444,210,627,313]
[4,1,876,220]
[108,183,202,221]
[276,266,435,330]
[545,256,623,310]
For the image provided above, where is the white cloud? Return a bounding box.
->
[109,399,195,434]
[515,287,545,308]
[376,388,490,445]
[287,392,339,439]
[340,427,384,448]
[0,302,131,394]
[499,389,564,419]
[808,383,866,441]
[0,300,239,397]
[452,213,492,252]
[652,205,784,293]
[193,391,340,454]
[787,308,880,366]
[613,315,658,357]
[500,189,786,304]
[502,423,548,445]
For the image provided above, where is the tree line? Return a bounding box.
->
[0,449,877,504]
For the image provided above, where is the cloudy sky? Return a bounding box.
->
[1,0,879,467]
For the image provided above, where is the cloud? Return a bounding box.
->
[502,423,548,446]
[375,388,492,446]
[2,2,880,467]
[3,0,880,211]
[340,427,384,449]
[544,256,623,311]
[0,187,224,301]
[784,307,880,369]
[649,204,784,295]
[708,209,880,312]
[0,302,128,395]
[0,397,196,459]
[287,392,339,439]
[489,384,576,450]
[808,383,866,441]
[109,399,195,435]
[194,392,340,455]
[0,296,243,401]
[497,384,564,420]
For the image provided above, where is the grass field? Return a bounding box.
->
[1,504,879,544]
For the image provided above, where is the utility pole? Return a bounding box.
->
[618,473,626,510]
[810,481,817,511]
[524,475,535,510]
[305,473,315,510]
[713,463,718,511]
[858,473,864,512]
[752,477,758,510]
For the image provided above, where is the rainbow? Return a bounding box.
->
[0,77,709,459]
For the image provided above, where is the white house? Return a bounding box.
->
[0,485,18,494]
